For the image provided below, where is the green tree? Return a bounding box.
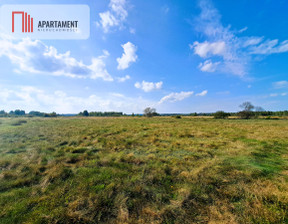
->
[83,110,89,116]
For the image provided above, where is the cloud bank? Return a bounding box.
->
[0,85,156,114]
[0,38,113,81]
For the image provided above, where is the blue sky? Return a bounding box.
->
[0,0,288,113]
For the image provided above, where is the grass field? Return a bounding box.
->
[0,117,288,224]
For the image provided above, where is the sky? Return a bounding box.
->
[0,0,288,114]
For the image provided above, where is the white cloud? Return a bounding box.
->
[117,75,131,82]
[158,91,194,104]
[273,80,288,89]
[191,41,226,58]
[98,12,118,33]
[135,81,163,92]
[98,0,128,33]
[196,90,208,96]
[242,37,264,47]
[250,40,288,55]
[238,27,248,33]
[0,38,113,81]
[250,39,278,54]
[199,60,220,72]
[117,42,138,70]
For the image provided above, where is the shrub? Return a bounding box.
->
[213,111,229,119]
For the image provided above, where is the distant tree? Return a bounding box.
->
[0,110,7,117]
[83,110,89,116]
[214,111,229,119]
[89,111,123,117]
[238,110,255,119]
[238,102,255,119]
[29,111,45,117]
[144,107,157,117]
[50,112,57,117]
[15,109,25,116]
[239,102,254,112]
[8,110,25,116]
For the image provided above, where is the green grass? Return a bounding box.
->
[0,117,288,223]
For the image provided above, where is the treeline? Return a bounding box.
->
[160,111,288,117]
[143,102,288,119]
[0,110,57,117]
[213,111,288,117]
[78,110,123,117]
[1,104,288,119]
[213,102,288,119]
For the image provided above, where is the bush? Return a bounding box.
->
[213,111,229,119]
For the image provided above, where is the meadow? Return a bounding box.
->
[0,116,287,224]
